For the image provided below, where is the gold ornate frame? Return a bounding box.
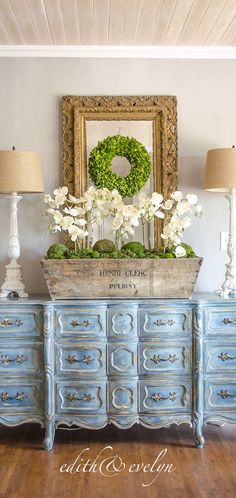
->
[62,95,178,246]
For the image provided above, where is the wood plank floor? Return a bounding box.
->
[0,423,236,498]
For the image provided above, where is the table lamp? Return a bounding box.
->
[204,147,236,297]
[0,148,44,298]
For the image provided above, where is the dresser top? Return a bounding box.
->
[0,292,236,306]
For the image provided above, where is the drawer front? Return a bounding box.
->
[205,308,236,335]
[109,381,137,414]
[56,381,106,413]
[0,310,41,338]
[0,343,42,374]
[205,344,236,373]
[108,307,137,339]
[108,343,137,376]
[205,380,236,410]
[139,381,191,413]
[55,308,106,338]
[56,343,106,376]
[0,382,42,412]
[139,344,191,375]
[139,308,191,338]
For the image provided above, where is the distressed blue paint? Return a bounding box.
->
[1,295,236,450]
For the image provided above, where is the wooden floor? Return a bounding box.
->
[0,423,236,498]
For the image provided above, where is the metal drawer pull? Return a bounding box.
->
[0,392,27,402]
[218,389,236,399]
[154,319,175,327]
[66,393,95,403]
[70,320,92,328]
[218,352,236,362]
[0,354,27,365]
[150,353,179,364]
[66,354,94,365]
[151,392,178,402]
[222,318,236,325]
[0,318,23,328]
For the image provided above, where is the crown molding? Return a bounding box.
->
[0,45,236,59]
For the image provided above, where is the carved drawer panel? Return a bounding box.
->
[205,308,236,334]
[205,380,236,410]
[108,307,137,339]
[56,381,106,413]
[56,343,106,376]
[0,382,42,412]
[55,307,106,338]
[205,344,236,373]
[109,381,137,413]
[0,310,41,338]
[0,343,42,374]
[108,343,137,376]
[139,380,191,413]
[139,308,191,338]
[139,344,191,375]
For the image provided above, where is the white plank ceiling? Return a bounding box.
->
[0,0,235,46]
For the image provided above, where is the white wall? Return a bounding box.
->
[0,57,235,295]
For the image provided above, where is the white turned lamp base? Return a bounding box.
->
[0,193,28,299]
[0,260,28,298]
[218,188,236,297]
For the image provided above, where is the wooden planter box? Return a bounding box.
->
[41,257,203,300]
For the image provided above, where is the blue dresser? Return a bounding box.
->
[1,295,236,450]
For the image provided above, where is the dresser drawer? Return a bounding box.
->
[56,381,106,414]
[0,309,41,338]
[108,307,137,339]
[109,380,137,414]
[56,343,106,376]
[205,344,236,373]
[108,343,137,376]
[205,380,236,410]
[0,382,42,412]
[0,343,42,375]
[139,308,191,338]
[205,308,236,335]
[139,380,191,413]
[139,344,191,375]
[55,307,106,338]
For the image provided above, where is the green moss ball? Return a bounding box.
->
[93,239,116,254]
[46,244,69,259]
[121,241,146,256]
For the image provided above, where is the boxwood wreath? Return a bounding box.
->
[88,134,152,197]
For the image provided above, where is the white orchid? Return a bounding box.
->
[44,185,202,254]
[171,191,183,202]
[63,206,85,217]
[68,225,88,242]
[53,186,68,207]
[163,199,173,210]
[53,186,68,197]
[68,194,83,204]
[60,216,75,230]
[175,245,187,258]
[186,193,198,205]
[53,210,63,224]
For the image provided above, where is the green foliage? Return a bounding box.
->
[93,239,116,253]
[45,242,197,260]
[162,253,175,259]
[88,135,152,197]
[46,244,69,259]
[181,243,196,257]
[69,248,100,259]
[121,241,146,257]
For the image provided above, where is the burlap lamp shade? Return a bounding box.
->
[204,148,236,192]
[0,150,44,193]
